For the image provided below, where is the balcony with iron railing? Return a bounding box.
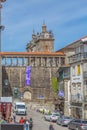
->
[83,95,87,102]
[70,94,87,103]
[70,94,83,103]
[83,71,87,78]
[63,72,70,79]
[58,72,70,80]
[69,52,87,63]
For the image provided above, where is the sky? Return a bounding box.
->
[1,0,87,52]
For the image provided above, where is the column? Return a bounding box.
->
[11,57,14,66]
[16,57,19,66]
[41,57,43,67]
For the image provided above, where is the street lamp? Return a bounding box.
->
[0,0,6,97]
[4,79,9,96]
[13,87,19,98]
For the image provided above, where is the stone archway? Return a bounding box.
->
[24,91,31,100]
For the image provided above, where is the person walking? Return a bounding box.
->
[8,117,14,124]
[49,123,55,130]
[24,116,30,130]
[11,111,16,123]
[29,117,33,130]
[19,117,24,124]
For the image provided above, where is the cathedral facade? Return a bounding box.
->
[2,24,65,101]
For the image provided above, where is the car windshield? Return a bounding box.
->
[63,116,72,119]
[53,113,60,116]
[16,105,25,109]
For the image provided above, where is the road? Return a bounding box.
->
[16,107,68,130]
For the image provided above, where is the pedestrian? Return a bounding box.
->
[11,111,16,122]
[49,123,55,130]
[24,116,30,130]
[19,117,24,124]
[9,117,14,124]
[29,117,33,130]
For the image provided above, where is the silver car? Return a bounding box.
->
[56,116,73,126]
[68,119,87,130]
[50,113,60,122]
[44,112,60,122]
[44,113,52,121]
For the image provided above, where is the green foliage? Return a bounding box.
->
[51,77,58,94]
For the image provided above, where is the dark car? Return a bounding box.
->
[68,119,87,130]
[56,116,73,126]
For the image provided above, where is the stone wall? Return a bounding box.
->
[2,66,58,101]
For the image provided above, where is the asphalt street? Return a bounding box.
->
[16,105,68,130]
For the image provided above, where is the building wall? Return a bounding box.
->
[64,50,75,64]
[37,40,54,52]
[64,80,71,116]
[71,63,83,96]
[2,66,58,101]
[26,24,54,53]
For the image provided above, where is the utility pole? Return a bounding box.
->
[0,0,6,97]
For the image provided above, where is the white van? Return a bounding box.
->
[14,102,27,115]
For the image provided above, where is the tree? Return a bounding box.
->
[51,77,58,94]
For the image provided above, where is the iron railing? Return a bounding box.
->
[70,94,87,103]
[69,52,87,63]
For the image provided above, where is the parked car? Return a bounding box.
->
[36,106,50,114]
[56,116,73,126]
[56,116,62,125]
[44,113,52,121]
[44,112,60,122]
[50,113,60,122]
[68,119,87,130]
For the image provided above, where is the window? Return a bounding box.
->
[74,120,81,123]
[72,66,75,76]
[85,81,87,91]
[77,65,80,75]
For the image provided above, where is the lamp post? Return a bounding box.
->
[4,79,9,96]
[13,87,18,99]
[0,0,6,97]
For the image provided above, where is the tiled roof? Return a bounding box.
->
[57,36,87,52]
[0,51,65,56]
[61,64,70,67]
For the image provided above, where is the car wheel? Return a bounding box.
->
[50,118,52,122]
[60,123,63,126]
[68,125,71,129]
[44,117,46,121]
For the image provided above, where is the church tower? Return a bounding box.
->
[26,24,54,52]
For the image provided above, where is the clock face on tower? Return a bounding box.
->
[44,33,49,38]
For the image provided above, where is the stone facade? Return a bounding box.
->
[1,52,65,101]
[26,24,54,52]
[2,65,58,101]
[1,24,65,101]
